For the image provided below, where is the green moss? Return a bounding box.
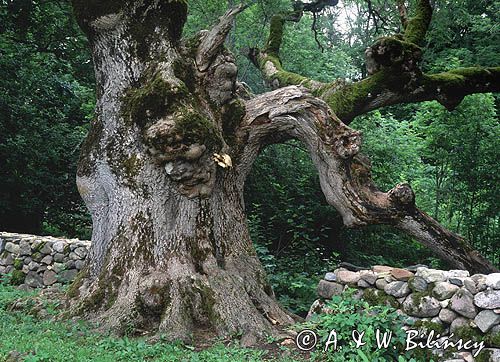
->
[77,118,103,177]
[259,54,312,88]
[123,154,142,180]
[33,241,47,253]
[404,0,432,45]
[485,331,500,348]
[13,259,23,270]
[122,73,187,126]
[221,98,246,143]
[67,269,87,299]
[10,270,25,286]
[454,325,483,342]
[362,288,399,308]
[264,15,285,55]
[173,108,222,150]
[475,349,492,362]
[413,320,445,335]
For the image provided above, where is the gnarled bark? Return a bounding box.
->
[70,0,498,343]
[71,1,294,342]
[237,86,497,274]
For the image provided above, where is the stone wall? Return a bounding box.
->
[309,265,500,362]
[0,232,89,289]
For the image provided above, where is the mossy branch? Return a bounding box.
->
[320,66,500,123]
[250,14,323,90]
[404,0,432,45]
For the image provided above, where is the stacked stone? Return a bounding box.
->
[311,265,500,362]
[0,232,89,289]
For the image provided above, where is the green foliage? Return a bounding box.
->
[298,290,435,361]
[0,283,300,361]
[0,0,93,238]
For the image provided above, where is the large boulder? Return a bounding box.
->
[450,288,477,319]
[403,293,441,317]
[474,289,500,309]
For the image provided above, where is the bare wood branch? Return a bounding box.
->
[237,86,498,273]
[196,4,247,72]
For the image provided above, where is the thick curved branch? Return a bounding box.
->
[236,86,498,274]
[248,15,324,90]
[404,0,432,45]
[322,66,500,123]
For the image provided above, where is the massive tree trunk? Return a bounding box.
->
[70,2,293,341]
[69,0,498,342]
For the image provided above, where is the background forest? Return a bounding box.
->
[1,0,499,315]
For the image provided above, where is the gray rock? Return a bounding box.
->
[376,279,388,290]
[52,263,64,273]
[450,317,470,333]
[65,260,75,269]
[4,242,20,255]
[324,272,336,282]
[27,261,39,271]
[439,308,457,324]
[448,270,470,278]
[74,247,87,259]
[474,310,500,333]
[357,279,370,288]
[21,264,29,273]
[0,238,4,253]
[486,274,500,290]
[490,325,500,335]
[385,281,411,298]
[336,270,360,284]
[52,241,66,253]
[406,264,428,272]
[53,253,64,263]
[40,255,53,265]
[19,241,31,256]
[474,289,500,309]
[317,280,343,298]
[359,270,377,284]
[75,260,85,270]
[464,278,478,294]
[403,294,441,317]
[17,284,33,292]
[433,282,459,300]
[449,278,464,287]
[416,268,447,283]
[23,257,32,265]
[408,276,428,292]
[471,274,488,292]
[450,288,478,318]
[42,270,57,286]
[25,271,43,288]
[0,253,14,266]
[69,252,79,261]
[59,269,78,283]
[40,242,52,255]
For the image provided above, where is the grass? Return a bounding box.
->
[0,281,301,362]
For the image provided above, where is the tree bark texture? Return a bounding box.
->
[70,0,498,342]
